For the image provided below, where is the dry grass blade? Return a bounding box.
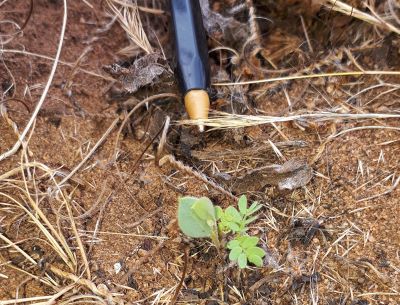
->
[1,49,114,80]
[107,0,153,55]
[179,112,400,129]
[323,0,400,35]
[0,233,36,265]
[62,190,91,279]
[58,117,119,187]
[0,0,67,161]
[213,70,400,86]
[110,0,165,15]
[0,296,54,305]
[0,190,75,271]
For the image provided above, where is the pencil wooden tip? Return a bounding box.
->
[184,89,210,125]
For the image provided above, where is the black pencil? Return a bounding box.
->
[170,0,210,131]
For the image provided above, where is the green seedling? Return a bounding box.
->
[177,195,265,269]
[227,236,265,269]
[177,196,219,247]
[215,195,262,234]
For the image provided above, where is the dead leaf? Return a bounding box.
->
[228,159,313,193]
[104,52,165,93]
[199,0,249,43]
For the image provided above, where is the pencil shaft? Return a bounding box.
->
[170,0,210,93]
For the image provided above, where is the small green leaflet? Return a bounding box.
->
[238,195,247,215]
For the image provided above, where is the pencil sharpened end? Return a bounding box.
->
[184,90,210,131]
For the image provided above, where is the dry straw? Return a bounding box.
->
[323,0,400,35]
[106,0,153,55]
[179,112,400,129]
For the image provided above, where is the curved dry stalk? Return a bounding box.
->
[0,0,68,162]
[111,93,178,160]
[58,117,119,187]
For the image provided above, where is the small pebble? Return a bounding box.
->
[114,262,122,274]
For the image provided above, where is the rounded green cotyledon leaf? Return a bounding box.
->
[191,197,216,222]
[178,197,212,238]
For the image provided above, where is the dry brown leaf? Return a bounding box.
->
[229,158,313,193]
[104,52,165,93]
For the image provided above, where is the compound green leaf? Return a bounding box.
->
[178,197,212,238]
[244,215,258,225]
[227,222,240,232]
[248,254,263,267]
[238,195,247,215]
[248,202,262,215]
[229,247,242,261]
[227,239,240,249]
[241,236,259,249]
[225,206,242,223]
[238,253,248,269]
[245,246,266,258]
[215,206,223,220]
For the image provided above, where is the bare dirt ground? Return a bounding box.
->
[0,0,399,304]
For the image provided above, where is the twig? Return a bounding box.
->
[59,117,119,187]
[88,192,113,254]
[170,247,189,305]
[300,15,313,53]
[357,176,400,202]
[124,206,163,229]
[47,264,123,302]
[112,93,178,160]
[120,239,168,283]
[130,117,168,173]
[0,0,68,162]
[159,154,236,200]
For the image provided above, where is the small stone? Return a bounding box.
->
[114,262,122,274]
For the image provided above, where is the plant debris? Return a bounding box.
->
[104,52,166,93]
[220,158,313,194]
[1,0,400,304]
